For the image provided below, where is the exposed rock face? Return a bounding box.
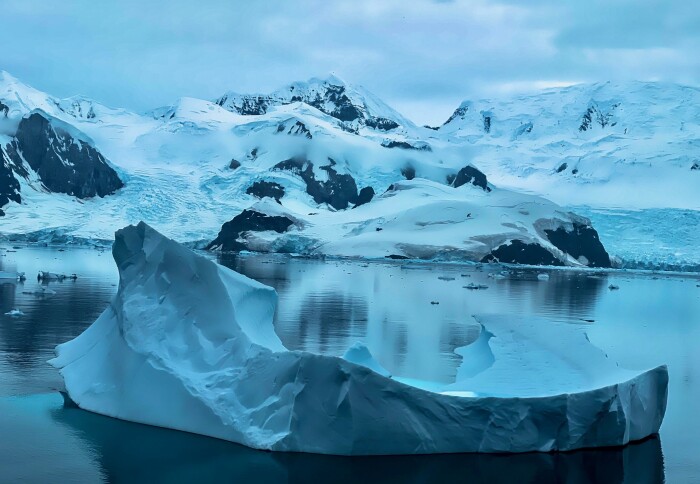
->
[443,104,469,126]
[579,103,619,132]
[544,223,611,268]
[365,117,399,131]
[0,100,8,117]
[481,240,563,266]
[206,209,294,252]
[483,114,491,133]
[13,112,123,198]
[556,162,568,173]
[0,148,21,215]
[381,140,432,152]
[229,159,241,170]
[281,121,312,139]
[401,165,416,180]
[354,186,375,208]
[246,181,285,203]
[273,158,359,210]
[448,165,491,192]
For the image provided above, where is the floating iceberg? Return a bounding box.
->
[50,223,668,455]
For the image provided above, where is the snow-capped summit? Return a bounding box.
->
[215,74,416,132]
[0,70,62,119]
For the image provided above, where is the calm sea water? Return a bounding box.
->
[1,244,699,483]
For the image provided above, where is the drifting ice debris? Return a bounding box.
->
[609,284,620,290]
[537,273,550,281]
[437,276,455,281]
[464,283,489,290]
[4,309,24,317]
[51,223,668,455]
[37,272,78,281]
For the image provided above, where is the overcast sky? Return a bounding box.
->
[2,0,698,125]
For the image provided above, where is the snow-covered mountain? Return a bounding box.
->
[438,81,700,210]
[215,75,417,135]
[1,71,697,267]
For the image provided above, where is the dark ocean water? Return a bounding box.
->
[1,245,698,483]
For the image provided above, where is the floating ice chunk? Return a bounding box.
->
[4,309,24,317]
[464,283,488,290]
[50,223,668,455]
[537,273,550,281]
[38,272,77,281]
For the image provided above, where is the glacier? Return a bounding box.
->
[50,222,668,455]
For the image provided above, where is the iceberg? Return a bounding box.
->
[50,222,668,455]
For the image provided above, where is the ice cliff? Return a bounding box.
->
[50,223,668,455]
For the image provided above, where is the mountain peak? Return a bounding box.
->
[215,75,414,131]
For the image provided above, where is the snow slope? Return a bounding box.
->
[50,223,668,454]
[439,81,700,210]
[1,72,697,267]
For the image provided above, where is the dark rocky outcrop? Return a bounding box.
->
[443,104,469,126]
[691,162,699,171]
[483,115,491,133]
[273,158,359,210]
[0,101,8,117]
[481,240,563,266]
[13,112,123,198]
[365,117,399,131]
[386,254,410,260]
[448,165,491,192]
[579,103,619,132]
[544,222,611,268]
[381,140,432,152]
[229,159,241,170]
[206,209,294,252]
[302,84,361,122]
[284,121,312,139]
[354,186,375,208]
[556,162,568,173]
[246,180,285,203]
[0,148,21,216]
[401,165,416,180]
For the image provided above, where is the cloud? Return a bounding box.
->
[0,0,697,125]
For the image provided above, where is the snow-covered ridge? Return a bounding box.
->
[1,71,697,267]
[50,223,668,455]
[215,74,417,133]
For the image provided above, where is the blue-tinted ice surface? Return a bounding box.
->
[50,223,667,455]
[575,207,700,272]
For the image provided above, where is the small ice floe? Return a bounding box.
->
[437,276,455,281]
[608,284,620,290]
[22,286,57,296]
[4,309,24,317]
[37,272,78,281]
[464,283,488,290]
[487,272,507,280]
[537,273,550,281]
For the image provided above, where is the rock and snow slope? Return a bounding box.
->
[0,71,697,266]
[438,81,700,210]
[50,223,668,455]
